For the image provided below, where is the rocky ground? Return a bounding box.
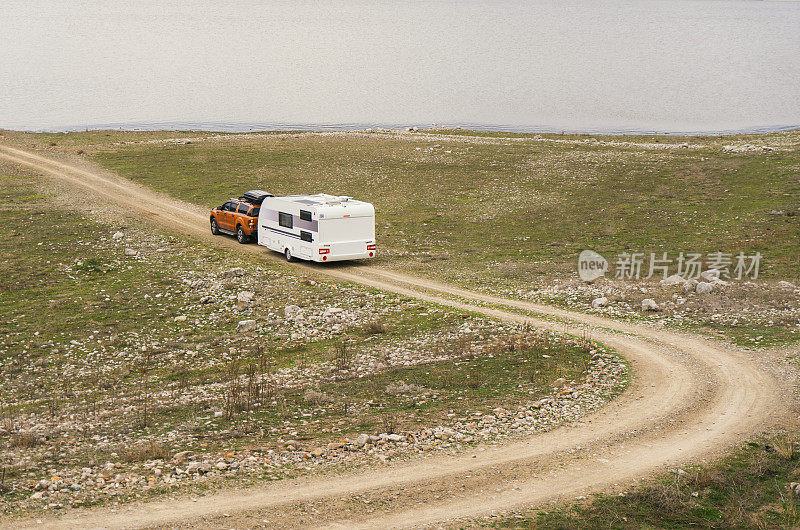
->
[0,223,627,516]
[485,273,800,349]
[8,346,624,514]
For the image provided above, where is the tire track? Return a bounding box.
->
[0,144,788,529]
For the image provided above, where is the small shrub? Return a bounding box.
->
[381,411,398,434]
[465,370,483,389]
[223,360,242,418]
[774,436,798,460]
[333,341,353,371]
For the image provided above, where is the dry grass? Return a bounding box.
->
[363,320,388,335]
[303,389,333,406]
[8,433,40,449]
[120,441,167,463]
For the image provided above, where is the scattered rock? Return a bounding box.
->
[695,282,713,295]
[124,248,138,257]
[660,274,684,286]
[591,297,608,308]
[237,319,257,333]
[323,306,344,319]
[172,451,194,464]
[222,267,245,278]
[186,461,210,474]
[778,281,797,290]
[699,270,720,282]
[641,298,659,311]
[682,279,698,293]
[112,231,124,241]
[284,305,301,318]
[353,434,370,448]
[237,291,254,310]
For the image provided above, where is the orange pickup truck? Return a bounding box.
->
[210,190,272,244]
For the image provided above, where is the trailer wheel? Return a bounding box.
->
[285,248,293,262]
[210,218,220,235]
[236,225,248,244]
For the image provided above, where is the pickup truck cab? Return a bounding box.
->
[210,190,272,244]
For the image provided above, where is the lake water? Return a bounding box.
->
[2,0,799,134]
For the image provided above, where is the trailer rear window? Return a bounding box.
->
[300,210,312,221]
[279,212,293,229]
[300,230,313,242]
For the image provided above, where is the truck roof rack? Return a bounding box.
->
[240,190,273,205]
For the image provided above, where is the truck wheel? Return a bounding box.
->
[236,225,248,244]
[210,218,220,235]
[285,248,293,262]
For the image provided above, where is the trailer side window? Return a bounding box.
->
[299,210,312,222]
[279,212,293,229]
[300,230,313,242]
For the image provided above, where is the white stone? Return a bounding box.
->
[641,298,659,311]
[237,291,254,310]
[323,306,344,319]
[112,231,124,240]
[660,274,684,286]
[695,282,713,294]
[682,279,698,293]
[699,270,720,282]
[237,319,256,332]
[591,297,608,308]
[284,305,301,318]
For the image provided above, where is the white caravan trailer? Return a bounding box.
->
[257,194,376,262]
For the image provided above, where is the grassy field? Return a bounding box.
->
[0,168,623,514]
[4,127,797,347]
[491,436,800,529]
[4,128,798,284]
[0,129,796,522]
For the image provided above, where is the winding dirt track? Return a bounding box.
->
[0,143,791,529]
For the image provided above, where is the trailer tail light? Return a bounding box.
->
[367,244,376,251]
[319,248,330,255]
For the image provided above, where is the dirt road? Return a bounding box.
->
[0,143,792,529]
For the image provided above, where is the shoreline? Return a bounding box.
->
[4,122,800,137]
